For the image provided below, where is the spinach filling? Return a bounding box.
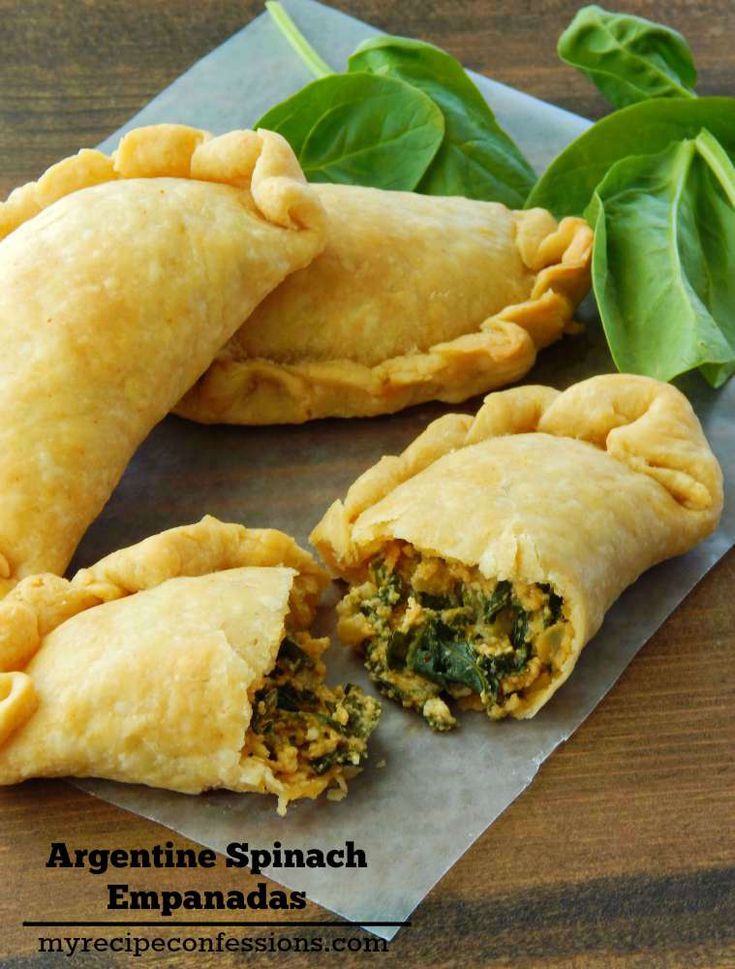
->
[250,636,381,780]
[340,548,568,731]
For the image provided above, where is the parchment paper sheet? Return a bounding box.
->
[73,0,735,941]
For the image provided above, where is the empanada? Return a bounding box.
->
[0,124,325,595]
[176,184,593,424]
[311,375,722,730]
[0,517,380,813]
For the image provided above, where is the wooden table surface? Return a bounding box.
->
[1,1,734,966]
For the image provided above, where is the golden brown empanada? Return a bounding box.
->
[0,124,325,595]
[310,375,722,730]
[0,517,380,813]
[176,184,593,424]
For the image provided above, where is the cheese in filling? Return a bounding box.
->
[337,542,573,731]
[242,633,381,807]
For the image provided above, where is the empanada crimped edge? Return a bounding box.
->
[310,374,723,720]
[175,202,593,424]
[0,124,326,595]
[0,517,346,808]
[0,123,325,240]
[0,514,328,720]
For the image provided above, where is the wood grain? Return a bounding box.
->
[1,1,734,966]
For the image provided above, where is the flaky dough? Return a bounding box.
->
[311,375,723,717]
[0,517,330,798]
[176,185,592,424]
[0,124,325,594]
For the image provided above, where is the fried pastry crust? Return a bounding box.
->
[176,186,592,423]
[311,375,722,719]
[0,517,383,814]
[0,124,325,594]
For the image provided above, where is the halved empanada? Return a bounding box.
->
[310,375,722,729]
[0,517,380,813]
[0,124,325,595]
[176,184,592,424]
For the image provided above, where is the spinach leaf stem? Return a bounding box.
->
[266,1,333,79]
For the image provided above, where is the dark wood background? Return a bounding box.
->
[1,1,734,966]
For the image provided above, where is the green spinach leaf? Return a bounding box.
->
[310,750,356,775]
[526,96,735,218]
[256,71,445,190]
[342,684,382,739]
[276,683,316,712]
[478,649,528,700]
[386,629,411,670]
[585,128,735,387]
[547,592,564,625]
[278,637,313,672]
[349,36,536,207]
[558,5,697,109]
[417,591,457,610]
[408,619,488,695]
[510,606,530,649]
[377,567,405,606]
[482,580,512,621]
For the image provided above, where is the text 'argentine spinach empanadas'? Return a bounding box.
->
[311,375,722,730]
[176,183,593,424]
[0,124,325,595]
[0,517,380,813]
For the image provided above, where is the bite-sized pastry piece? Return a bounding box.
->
[0,124,325,595]
[176,184,593,424]
[0,517,380,813]
[311,375,722,729]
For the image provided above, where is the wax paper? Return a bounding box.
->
[73,0,735,941]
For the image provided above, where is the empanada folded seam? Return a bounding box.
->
[0,124,325,240]
[0,519,381,811]
[509,211,594,348]
[0,124,326,593]
[311,375,722,726]
[311,375,723,575]
[174,202,593,425]
[175,319,537,424]
[0,516,329,677]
